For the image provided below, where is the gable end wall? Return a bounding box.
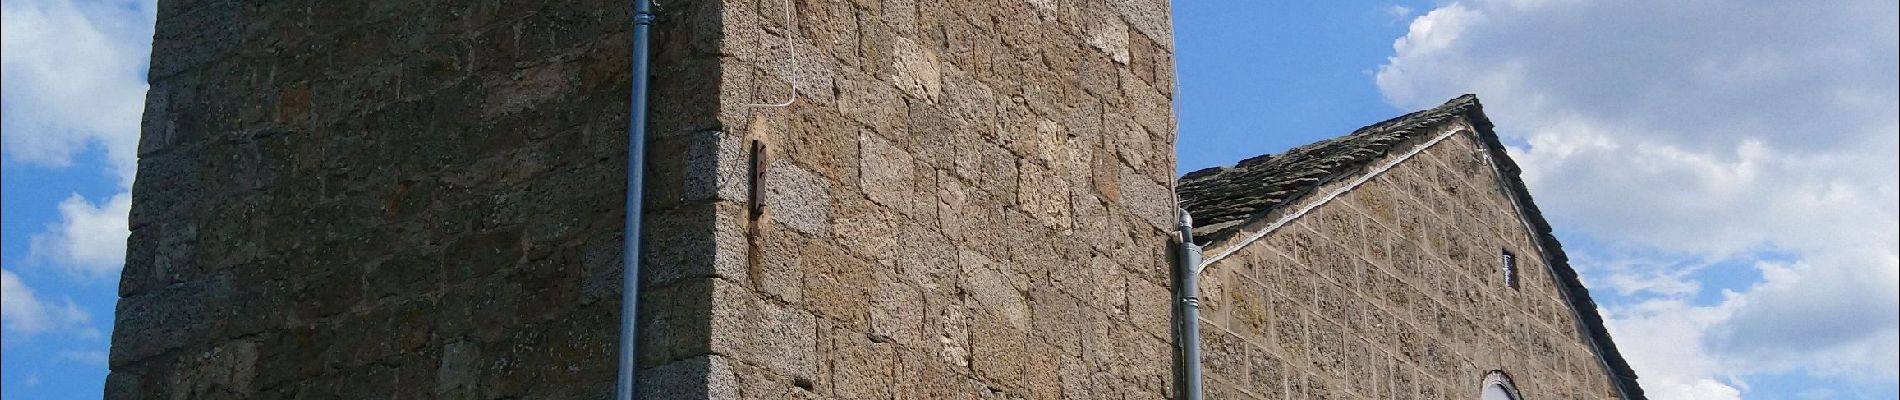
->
[1192,120,1624,399]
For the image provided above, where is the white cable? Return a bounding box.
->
[1197,128,1463,270]
[745,0,797,108]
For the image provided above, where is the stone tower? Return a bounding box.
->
[108,0,1180,398]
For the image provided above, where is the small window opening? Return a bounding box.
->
[1501,250,1519,290]
[1482,370,1523,400]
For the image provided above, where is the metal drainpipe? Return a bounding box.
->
[615,0,656,399]
[1173,208,1204,400]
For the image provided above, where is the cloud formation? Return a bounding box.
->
[27,193,132,279]
[0,269,93,342]
[1383,5,1416,26]
[1,0,154,185]
[3,0,157,279]
[1377,0,1898,398]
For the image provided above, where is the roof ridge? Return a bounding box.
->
[1177,94,1482,241]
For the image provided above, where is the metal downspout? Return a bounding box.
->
[616,1,655,399]
[1174,208,1204,400]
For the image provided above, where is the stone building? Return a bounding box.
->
[1178,95,1644,399]
[109,0,1178,398]
[106,0,1639,399]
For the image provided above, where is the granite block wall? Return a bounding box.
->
[678,0,1181,398]
[111,0,1180,398]
[109,0,728,397]
[1192,121,1623,399]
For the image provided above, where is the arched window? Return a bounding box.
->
[1482,370,1523,400]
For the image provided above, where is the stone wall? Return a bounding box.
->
[1192,121,1623,399]
[108,0,727,397]
[659,0,1182,398]
[111,0,1180,398]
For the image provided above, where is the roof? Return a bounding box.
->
[1178,95,1486,243]
[1176,94,1648,399]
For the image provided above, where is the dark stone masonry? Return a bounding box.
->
[113,0,700,397]
[109,0,1640,399]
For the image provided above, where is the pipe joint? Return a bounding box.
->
[1172,207,1204,400]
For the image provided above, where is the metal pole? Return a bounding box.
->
[615,1,655,398]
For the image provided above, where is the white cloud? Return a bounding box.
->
[1391,4,1475,55]
[1705,254,1900,380]
[1383,5,1416,25]
[1,269,93,343]
[1575,250,1706,299]
[1,0,156,187]
[4,0,157,279]
[1603,255,1900,396]
[1377,0,1899,397]
[1601,296,1744,400]
[27,192,132,279]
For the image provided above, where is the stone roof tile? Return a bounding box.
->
[1179,95,1481,242]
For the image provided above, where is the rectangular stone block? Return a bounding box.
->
[968,314,1027,391]
[803,239,874,331]
[711,279,819,380]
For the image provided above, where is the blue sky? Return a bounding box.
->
[2,0,1895,399]
[1175,1,1898,399]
